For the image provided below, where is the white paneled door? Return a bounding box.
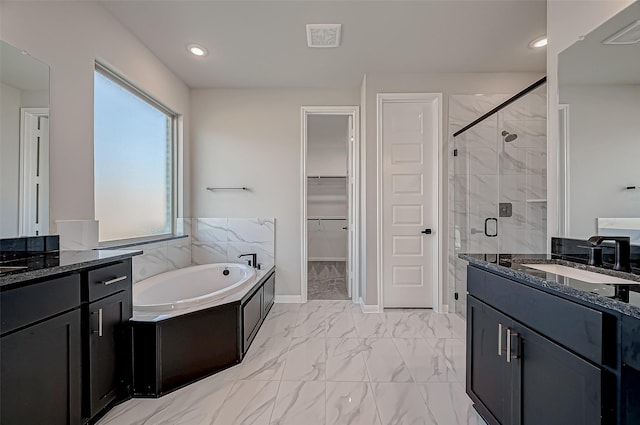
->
[380,95,440,308]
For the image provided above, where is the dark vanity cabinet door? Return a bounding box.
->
[467,296,513,425]
[86,290,131,419]
[1,309,82,425]
[512,323,602,425]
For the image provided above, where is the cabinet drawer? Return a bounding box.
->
[1,274,81,335]
[86,261,131,302]
[468,265,605,364]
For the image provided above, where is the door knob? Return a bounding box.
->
[421,229,432,235]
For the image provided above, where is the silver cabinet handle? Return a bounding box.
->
[498,323,503,356]
[506,328,519,363]
[92,308,103,337]
[101,275,127,285]
[98,308,103,337]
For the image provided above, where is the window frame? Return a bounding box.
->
[94,62,179,246]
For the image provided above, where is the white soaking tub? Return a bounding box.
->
[134,263,256,312]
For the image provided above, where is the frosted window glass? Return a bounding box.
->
[94,71,173,242]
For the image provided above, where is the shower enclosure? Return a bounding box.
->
[449,78,547,316]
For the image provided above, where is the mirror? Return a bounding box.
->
[558,2,640,243]
[0,40,50,237]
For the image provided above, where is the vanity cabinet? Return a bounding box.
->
[468,296,603,425]
[1,308,82,425]
[83,262,132,420]
[85,289,131,419]
[0,258,133,425]
[467,265,614,425]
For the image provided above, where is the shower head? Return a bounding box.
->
[501,130,518,143]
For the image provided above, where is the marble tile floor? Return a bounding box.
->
[308,261,349,300]
[98,301,486,425]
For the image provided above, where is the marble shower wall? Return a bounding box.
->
[191,218,275,270]
[447,90,547,316]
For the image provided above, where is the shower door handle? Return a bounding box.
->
[484,218,498,237]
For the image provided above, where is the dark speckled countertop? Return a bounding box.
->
[460,253,640,320]
[0,250,142,288]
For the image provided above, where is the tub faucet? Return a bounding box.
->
[588,236,631,272]
[238,253,259,269]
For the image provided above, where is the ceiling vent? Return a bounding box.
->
[306,24,342,48]
[603,20,640,45]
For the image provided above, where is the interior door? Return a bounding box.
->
[381,97,437,308]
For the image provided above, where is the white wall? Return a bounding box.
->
[190,88,359,297]
[0,83,21,236]
[307,115,349,177]
[0,1,191,231]
[561,84,640,238]
[546,0,634,243]
[362,72,545,307]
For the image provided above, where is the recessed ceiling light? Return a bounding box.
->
[529,36,548,49]
[187,44,208,57]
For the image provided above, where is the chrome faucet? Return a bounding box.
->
[238,253,259,269]
[588,236,631,272]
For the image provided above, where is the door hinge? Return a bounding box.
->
[453,149,458,157]
[454,292,459,300]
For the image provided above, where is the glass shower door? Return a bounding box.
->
[452,115,501,315]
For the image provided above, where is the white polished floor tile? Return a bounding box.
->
[352,313,392,338]
[98,376,233,425]
[282,337,326,381]
[326,311,358,338]
[372,383,437,425]
[270,381,325,425]
[418,383,486,425]
[326,381,382,425]
[237,337,290,381]
[98,302,481,425]
[326,338,369,382]
[394,338,465,383]
[213,380,279,425]
[362,338,413,383]
[294,309,326,337]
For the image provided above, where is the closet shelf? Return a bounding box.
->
[307,175,347,179]
[526,199,547,203]
[308,216,347,220]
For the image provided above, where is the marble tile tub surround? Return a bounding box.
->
[130,236,193,283]
[98,300,484,425]
[191,218,275,270]
[552,237,640,274]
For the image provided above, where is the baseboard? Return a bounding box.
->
[358,298,380,313]
[274,295,303,304]
[439,304,449,314]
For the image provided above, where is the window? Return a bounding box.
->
[94,64,176,243]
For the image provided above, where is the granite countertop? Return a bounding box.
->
[459,253,640,320]
[0,249,142,288]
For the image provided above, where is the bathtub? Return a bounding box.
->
[134,263,257,312]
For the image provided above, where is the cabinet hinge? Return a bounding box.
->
[453,149,458,157]
[454,292,459,300]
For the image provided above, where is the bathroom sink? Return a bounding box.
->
[522,264,639,285]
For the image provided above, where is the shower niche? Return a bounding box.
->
[449,79,548,316]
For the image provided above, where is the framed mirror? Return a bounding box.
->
[558,2,640,243]
[1,40,50,237]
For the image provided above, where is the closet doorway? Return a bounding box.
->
[301,107,360,303]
